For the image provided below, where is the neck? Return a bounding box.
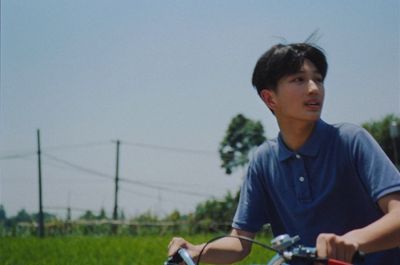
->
[277,119,318,151]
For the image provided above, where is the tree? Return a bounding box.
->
[15,209,33,223]
[362,114,400,165]
[97,208,108,220]
[164,210,181,222]
[32,212,57,222]
[192,191,240,233]
[79,210,97,221]
[219,114,266,174]
[119,209,126,221]
[133,210,159,223]
[0,205,6,222]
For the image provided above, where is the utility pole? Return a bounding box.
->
[67,191,71,222]
[112,140,120,234]
[37,129,45,237]
[390,121,399,167]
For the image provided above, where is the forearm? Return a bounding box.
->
[187,229,254,265]
[168,229,254,265]
[316,193,400,261]
[343,207,400,253]
[193,237,251,264]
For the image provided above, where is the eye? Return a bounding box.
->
[314,76,324,84]
[291,77,304,83]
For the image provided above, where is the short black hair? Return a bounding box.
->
[252,43,328,94]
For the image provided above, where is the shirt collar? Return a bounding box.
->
[278,119,328,161]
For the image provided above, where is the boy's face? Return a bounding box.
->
[261,59,325,123]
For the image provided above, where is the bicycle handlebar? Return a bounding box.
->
[269,234,364,265]
[274,245,364,265]
[163,234,364,265]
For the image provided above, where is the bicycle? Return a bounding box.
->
[164,234,364,265]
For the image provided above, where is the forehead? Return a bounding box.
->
[298,59,320,74]
[277,59,321,85]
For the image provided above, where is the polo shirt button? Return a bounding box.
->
[295,154,301,159]
[299,176,305,182]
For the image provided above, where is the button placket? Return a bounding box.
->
[293,154,311,202]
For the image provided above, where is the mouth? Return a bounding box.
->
[305,102,320,106]
[304,100,322,110]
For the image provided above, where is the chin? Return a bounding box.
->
[304,113,321,122]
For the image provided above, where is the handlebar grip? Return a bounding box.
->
[327,251,365,265]
[177,248,196,265]
[164,251,183,265]
[164,248,196,265]
[352,251,365,263]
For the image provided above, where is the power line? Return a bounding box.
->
[0,152,36,160]
[0,140,111,160]
[41,153,214,198]
[42,153,114,180]
[119,177,213,198]
[3,151,227,192]
[120,187,158,200]
[119,187,196,206]
[1,139,218,160]
[43,141,112,152]
[44,206,90,213]
[136,178,228,190]
[121,140,217,156]
[3,151,227,191]
[38,157,91,174]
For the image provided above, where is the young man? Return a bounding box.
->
[167,43,400,264]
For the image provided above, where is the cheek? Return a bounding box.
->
[287,89,305,101]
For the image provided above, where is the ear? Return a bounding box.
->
[260,89,277,110]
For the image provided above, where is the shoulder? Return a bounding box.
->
[254,138,278,159]
[329,122,382,158]
[248,138,278,171]
[331,122,364,135]
[330,122,371,143]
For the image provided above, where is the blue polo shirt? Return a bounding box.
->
[232,119,400,264]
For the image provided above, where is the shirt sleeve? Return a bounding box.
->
[351,127,400,202]
[232,158,270,233]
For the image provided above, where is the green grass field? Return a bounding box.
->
[0,234,275,265]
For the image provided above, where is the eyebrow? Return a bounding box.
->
[294,70,322,75]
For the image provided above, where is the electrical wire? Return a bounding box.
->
[119,187,195,206]
[0,140,111,160]
[0,152,36,160]
[119,177,213,198]
[42,153,114,180]
[121,140,216,156]
[43,141,112,151]
[119,187,159,200]
[42,153,214,198]
[43,206,89,213]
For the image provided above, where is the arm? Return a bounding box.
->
[316,192,400,262]
[167,228,255,264]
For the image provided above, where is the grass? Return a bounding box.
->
[0,234,275,265]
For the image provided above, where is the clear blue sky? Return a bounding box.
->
[1,0,399,218]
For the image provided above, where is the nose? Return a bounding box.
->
[307,80,321,94]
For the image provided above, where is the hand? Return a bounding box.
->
[167,237,201,263]
[316,233,359,263]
